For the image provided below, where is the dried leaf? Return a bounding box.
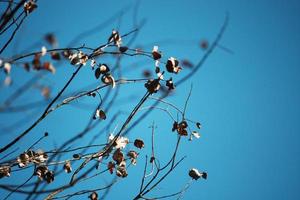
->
[101,73,115,88]
[166,57,182,74]
[191,131,200,139]
[182,59,194,68]
[90,59,96,68]
[43,62,56,74]
[196,122,201,129]
[95,68,101,79]
[142,70,152,78]
[17,153,30,168]
[145,79,160,94]
[89,192,98,200]
[94,109,106,120]
[115,136,129,149]
[44,170,54,183]
[24,0,37,14]
[41,46,47,56]
[189,168,207,180]
[127,150,138,165]
[63,161,72,173]
[119,46,128,53]
[44,33,57,47]
[35,165,48,180]
[41,87,50,99]
[152,46,162,60]
[32,54,41,70]
[134,139,144,149]
[107,161,115,174]
[4,76,12,86]
[200,40,209,50]
[4,63,11,74]
[116,161,127,178]
[24,63,30,72]
[112,149,124,164]
[0,166,11,179]
[50,52,61,60]
[108,30,122,47]
[166,78,175,90]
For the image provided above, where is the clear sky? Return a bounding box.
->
[0,0,300,199]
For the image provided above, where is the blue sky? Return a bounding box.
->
[0,0,300,199]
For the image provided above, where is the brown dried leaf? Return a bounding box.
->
[112,149,124,164]
[107,161,115,174]
[134,139,144,149]
[0,166,11,179]
[63,161,72,173]
[89,192,98,200]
